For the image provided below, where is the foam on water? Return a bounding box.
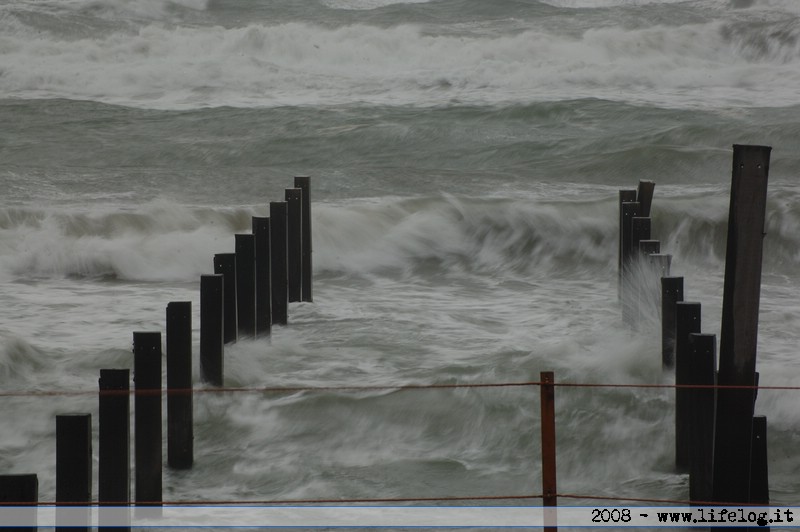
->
[1,10,800,109]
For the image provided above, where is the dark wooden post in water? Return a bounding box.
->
[687,333,716,504]
[286,188,303,303]
[749,415,769,505]
[540,371,557,532]
[270,201,288,326]
[637,180,655,217]
[295,176,313,302]
[0,474,38,532]
[618,193,637,300]
[133,331,162,507]
[661,277,684,369]
[631,217,651,253]
[674,301,701,472]
[213,253,238,344]
[166,301,193,470]
[712,145,771,506]
[252,217,272,337]
[56,414,91,531]
[200,274,224,386]
[99,369,130,529]
[235,234,256,338]
[620,201,641,326]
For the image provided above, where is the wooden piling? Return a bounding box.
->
[661,277,683,369]
[638,239,660,257]
[286,188,303,303]
[133,331,162,507]
[200,274,224,386]
[166,301,193,470]
[620,201,641,326]
[636,180,655,217]
[213,253,238,344]
[674,301,701,472]
[713,145,771,505]
[56,414,91,531]
[0,474,38,532]
[540,371,557,532]
[252,217,272,337]
[98,369,130,522]
[270,201,288,326]
[294,176,313,303]
[687,333,716,504]
[618,190,637,295]
[631,217,651,253]
[749,415,769,505]
[235,234,256,338]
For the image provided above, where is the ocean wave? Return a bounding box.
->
[1,190,797,282]
[1,12,800,109]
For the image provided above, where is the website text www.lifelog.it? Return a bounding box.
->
[0,505,797,528]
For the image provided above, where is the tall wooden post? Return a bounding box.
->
[0,474,38,532]
[540,371,557,532]
[620,201,641,325]
[712,145,771,505]
[687,333,716,504]
[661,277,684,369]
[270,201,288,325]
[235,234,256,338]
[637,180,655,217]
[200,274,224,386]
[749,415,769,505]
[252,217,272,337]
[674,301,701,472]
[213,253,238,344]
[133,331,162,507]
[618,189,637,300]
[99,369,130,530]
[166,301,193,470]
[295,176,313,302]
[56,414,91,532]
[286,188,303,303]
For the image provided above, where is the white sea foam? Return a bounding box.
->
[320,0,433,10]
[1,14,799,109]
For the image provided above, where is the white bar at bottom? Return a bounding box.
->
[0,505,797,527]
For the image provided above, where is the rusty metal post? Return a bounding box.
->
[540,371,557,532]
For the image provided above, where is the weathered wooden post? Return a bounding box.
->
[712,145,771,506]
[213,253,238,344]
[56,414,91,532]
[286,188,303,303]
[252,217,271,337]
[631,217,651,251]
[166,301,193,470]
[674,301,701,472]
[0,474,38,532]
[99,369,130,530]
[687,333,716,504]
[620,201,641,326]
[661,277,684,369]
[618,189,637,300]
[637,180,655,216]
[749,415,769,505]
[270,201,288,326]
[540,371,557,532]
[235,234,256,338]
[295,176,313,302]
[200,274,224,386]
[639,240,660,257]
[133,331,162,507]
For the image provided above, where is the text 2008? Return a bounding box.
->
[591,508,632,523]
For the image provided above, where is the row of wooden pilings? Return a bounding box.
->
[0,177,314,531]
[619,145,772,529]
